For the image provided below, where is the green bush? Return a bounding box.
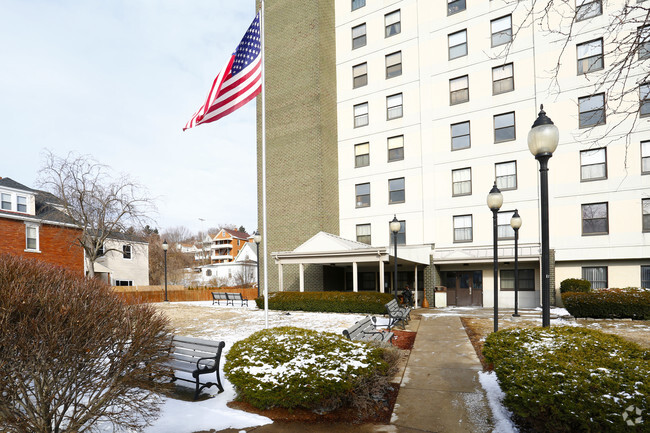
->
[562,287,650,319]
[224,326,397,413]
[254,291,395,314]
[559,278,591,293]
[483,326,650,433]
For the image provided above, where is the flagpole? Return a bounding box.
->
[260,0,269,329]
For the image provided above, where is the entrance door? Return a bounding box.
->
[444,271,483,306]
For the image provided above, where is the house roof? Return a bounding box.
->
[0,177,34,192]
[0,177,75,226]
[222,228,250,239]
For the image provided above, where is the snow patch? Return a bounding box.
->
[478,371,519,433]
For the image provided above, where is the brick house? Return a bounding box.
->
[0,177,84,273]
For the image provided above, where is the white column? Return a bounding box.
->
[352,262,358,292]
[379,260,385,293]
[414,265,419,307]
[299,263,305,292]
[278,263,284,292]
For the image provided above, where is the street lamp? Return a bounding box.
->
[162,240,169,302]
[487,183,503,332]
[390,215,401,301]
[253,231,262,298]
[510,210,522,317]
[528,104,559,328]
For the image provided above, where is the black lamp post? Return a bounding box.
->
[390,215,401,301]
[528,105,559,328]
[253,231,262,298]
[487,183,503,332]
[510,210,522,317]
[162,240,169,302]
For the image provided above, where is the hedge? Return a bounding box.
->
[559,278,591,294]
[483,326,650,433]
[562,287,650,319]
[254,291,396,314]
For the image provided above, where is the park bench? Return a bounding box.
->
[385,299,411,330]
[342,315,393,344]
[226,292,249,307]
[169,335,226,400]
[211,292,228,305]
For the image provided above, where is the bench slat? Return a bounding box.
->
[173,335,225,348]
[172,347,218,359]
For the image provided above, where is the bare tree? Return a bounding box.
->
[233,260,256,287]
[37,151,155,278]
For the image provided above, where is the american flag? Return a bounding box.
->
[184,13,262,130]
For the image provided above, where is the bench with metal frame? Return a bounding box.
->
[226,292,249,307]
[211,292,229,305]
[385,299,411,330]
[169,335,225,400]
[342,315,393,344]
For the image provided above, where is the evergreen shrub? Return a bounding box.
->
[559,278,591,293]
[562,287,650,319]
[254,291,395,314]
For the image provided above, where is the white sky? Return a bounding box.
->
[0,0,259,236]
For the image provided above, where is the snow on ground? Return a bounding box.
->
[478,372,519,433]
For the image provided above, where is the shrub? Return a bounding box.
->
[562,287,650,319]
[0,255,172,433]
[224,326,399,414]
[254,291,395,314]
[559,278,591,293]
[483,326,650,433]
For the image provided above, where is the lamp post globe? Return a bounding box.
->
[510,210,522,317]
[390,215,401,301]
[487,183,502,332]
[162,240,169,302]
[253,231,262,298]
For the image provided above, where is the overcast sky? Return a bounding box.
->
[0,0,259,236]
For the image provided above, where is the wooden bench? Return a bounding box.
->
[226,292,248,307]
[342,315,393,344]
[385,299,411,330]
[169,335,226,400]
[211,292,228,305]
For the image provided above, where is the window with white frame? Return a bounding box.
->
[386,93,403,119]
[496,161,517,190]
[356,223,371,244]
[491,15,512,47]
[582,202,608,235]
[643,198,650,232]
[448,30,467,60]
[355,143,369,167]
[385,10,401,38]
[97,242,105,256]
[453,215,473,242]
[123,244,132,259]
[577,39,603,74]
[389,220,406,245]
[352,23,366,49]
[640,25,650,60]
[388,135,404,162]
[388,178,405,204]
[576,0,602,21]
[25,223,39,251]
[501,269,535,291]
[1,193,10,210]
[385,51,402,78]
[354,102,368,127]
[640,83,650,117]
[115,280,133,286]
[498,211,516,240]
[492,63,514,94]
[451,121,470,150]
[582,266,607,289]
[355,183,370,208]
[494,112,515,142]
[17,196,27,213]
[448,0,466,15]
[579,93,606,127]
[452,168,471,196]
[580,148,607,181]
[642,140,650,174]
[642,266,650,288]
[450,75,469,105]
[352,0,365,11]
[353,63,367,88]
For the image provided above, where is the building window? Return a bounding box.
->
[498,211,516,240]
[97,243,105,256]
[388,178,405,204]
[448,30,467,60]
[25,224,38,251]
[500,269,535,291]
[17,196,27,213]
[577,39,603,74]
[582,202,608,235]
[352,23,366,49]
[494,112,515,142]
[387,93,403,120]
[453,215,473,242]
[355,183,370,208]
[579,93,606,127]
[388,135,404,162]
[385,10,401,38]
[491,15,512,47]
[582,266,607,289]
[452,167,472,196]
[389,220,406,245]
[115,280,133,286]
[385,51,402,79]
[356,224,371,244]
[495,161,517,190]
[492,63,514,94]
[451,121,470,150]
[206,269,212,277]
[640,83,650,117]
[580,148,607,181]
[354,102,368,127]
[448,0,466,15]
[450,75,469,105]
[353,63,367,88]
[642,266,650,288]
[352,0,365,11]
[643,198,650,232]
[355,143,369,167]
[642,141,650,174]
[640,25,650,60]
[576,0,602,21]
[123,244,132,259]
[1,193,10,210]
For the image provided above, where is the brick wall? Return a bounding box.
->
[0,218,83,273]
